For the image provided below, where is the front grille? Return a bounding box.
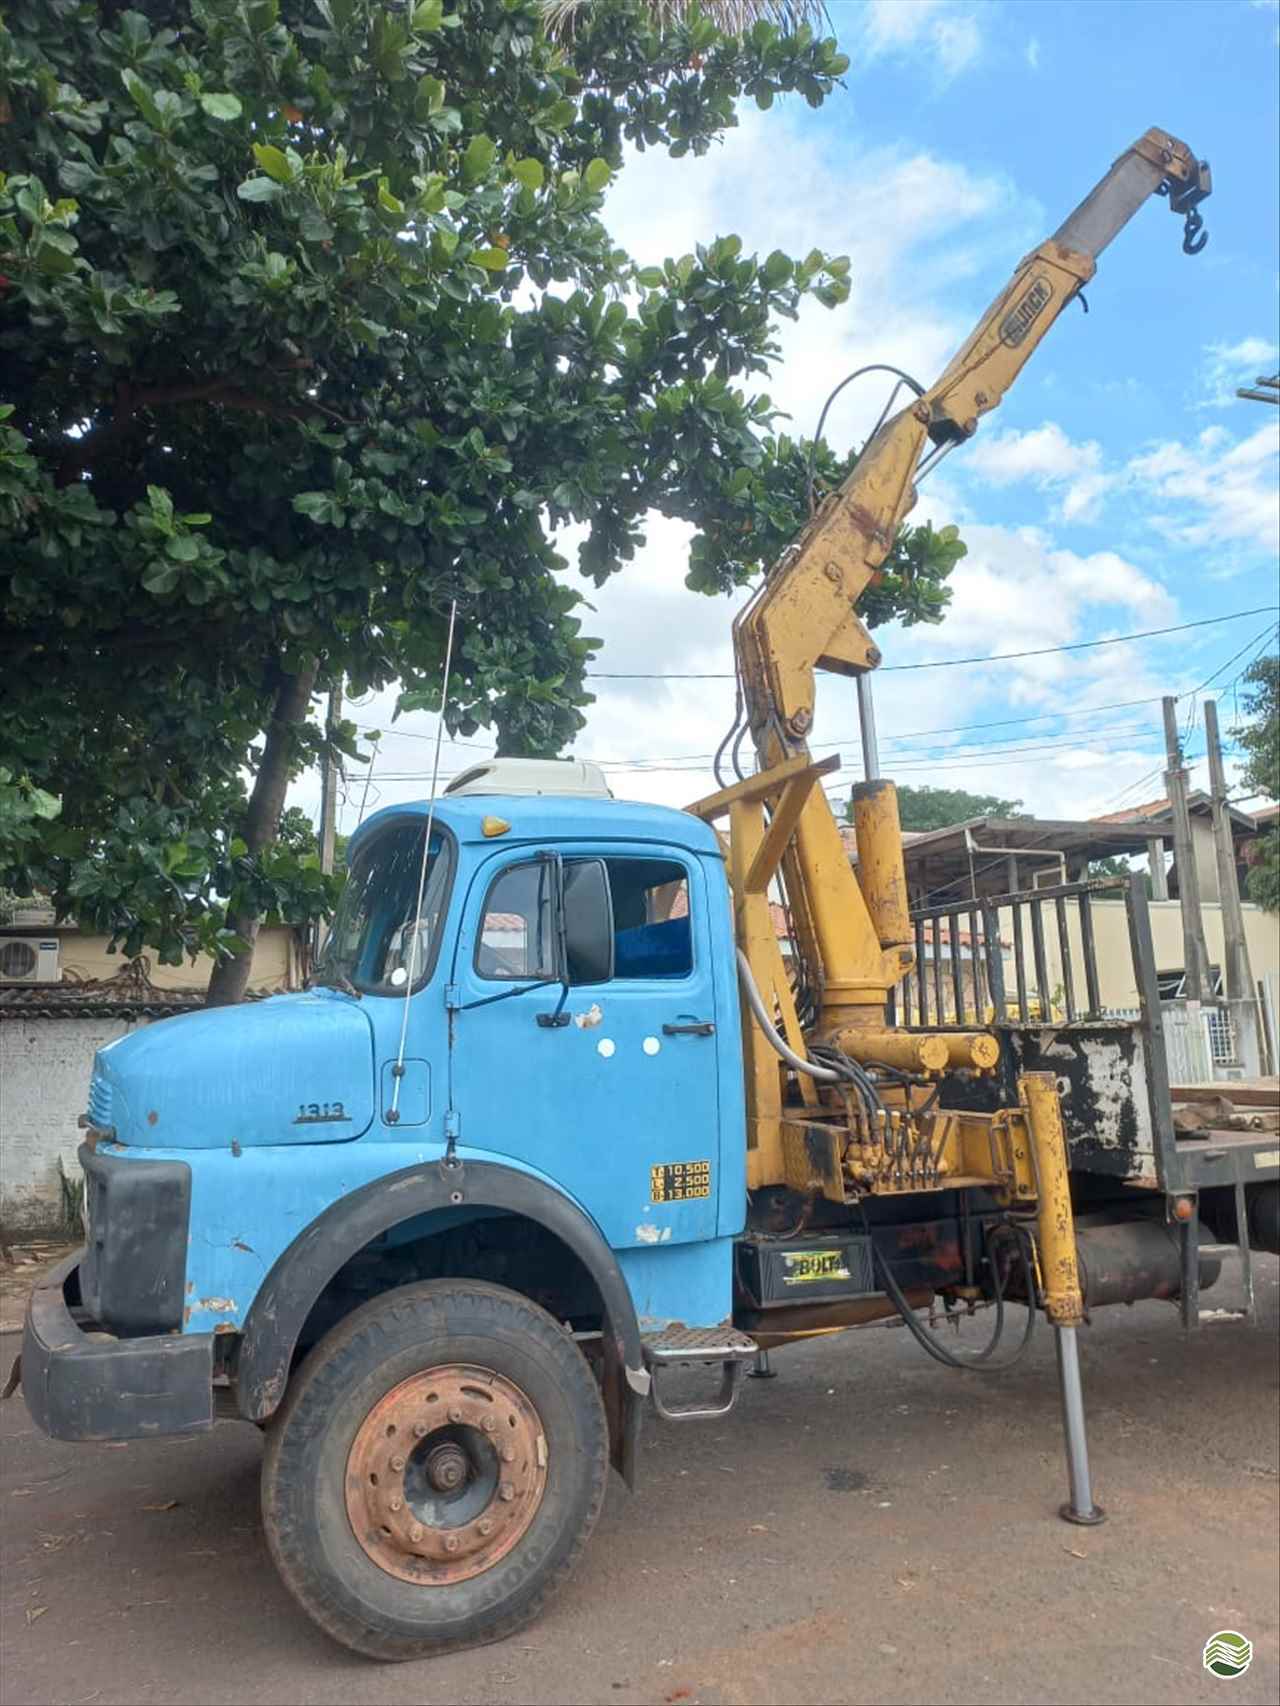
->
[86,1071,113,1131]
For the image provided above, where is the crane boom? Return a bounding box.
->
[726,127,1210,1045]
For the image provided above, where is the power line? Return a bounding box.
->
[353,695,1167,765]
[594,723,1164,777]
[582,606,1278,680]
[1183,618,1278,706]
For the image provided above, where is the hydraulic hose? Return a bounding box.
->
[862,1200,1038,1373]
[735,949,840,1082]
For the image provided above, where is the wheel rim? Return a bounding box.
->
[345,1364,549,1585]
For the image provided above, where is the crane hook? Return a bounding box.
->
[1181,207,1208,256]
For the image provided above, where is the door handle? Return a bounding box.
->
[662,1020,715,1036]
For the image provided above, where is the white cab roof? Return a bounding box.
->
[444,757,614,799]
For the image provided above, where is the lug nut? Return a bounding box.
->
[500,1483,515,1503]
[501,1445,515,1463]
[413,1422,427,1438]
[448,1407,463,1423]
[445,1535,460,1553]
[478,1519,494,1536]
[482,1416,497,1433]
[410,1524,423,1542]
[389,1496,403,1512]
[390,1454,406,1472]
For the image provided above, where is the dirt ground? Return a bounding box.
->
[0,1245,79,1337]
[2,1257,1277,1706]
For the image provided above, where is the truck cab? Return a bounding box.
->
[21,767,758,1657]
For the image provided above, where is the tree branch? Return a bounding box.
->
[52,377,329,483]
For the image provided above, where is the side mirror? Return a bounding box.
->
[563,859,614,984]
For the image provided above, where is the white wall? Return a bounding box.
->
[0,1015,148,1235]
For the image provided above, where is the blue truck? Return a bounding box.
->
[19,130,1278,1660]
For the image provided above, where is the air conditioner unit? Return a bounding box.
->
[0,937,61,985]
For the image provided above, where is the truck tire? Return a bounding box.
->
[260,1278,608,1660]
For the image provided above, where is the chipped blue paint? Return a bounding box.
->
[88,791,748,1336]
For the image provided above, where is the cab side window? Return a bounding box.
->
[475,855,694,983]
[476,861,556,980]
[603,858,692,979]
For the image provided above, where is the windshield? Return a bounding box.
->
[315,821,452,995]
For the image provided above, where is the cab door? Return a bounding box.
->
[449,843,722,1250]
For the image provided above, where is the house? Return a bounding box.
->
[1093,791,1259,905]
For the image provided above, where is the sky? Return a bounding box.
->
[296,0,1280,839]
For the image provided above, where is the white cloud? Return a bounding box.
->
[967,422,1113,523]
[961,407,1280,559]
[859,0,985,80]
[1128,421,1280,557]
[1025,37,1041,70]
[1198,335,1280,408]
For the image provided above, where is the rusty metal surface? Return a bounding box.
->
[1074,1217,1222,1309]
[344,1364,547,1586]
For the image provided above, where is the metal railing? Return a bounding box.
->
[893,877,1128,1029]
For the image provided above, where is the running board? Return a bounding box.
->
[641,1327,758,1423]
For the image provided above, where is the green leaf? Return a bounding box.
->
[351,317,389,347]
[543,98,575,131]
[510,157,544,192]
[252,143,294,184]
[121,69,162,128]
[165,535,200,561]
[293,491,336,522]
[472,246,510,272]
[237,176,282,202]
[141,561,180,595]
[461,133,497,188]
[583,157,611,193]
[412,0,443,29]
[199,93,242,121]
[377,177,405,215]
[415,74,446,116]
[635,266,664,289]
[762,249,792,286]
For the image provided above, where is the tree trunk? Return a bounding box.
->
[205,662,318,1007]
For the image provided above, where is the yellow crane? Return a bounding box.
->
[689,129,1212,1521]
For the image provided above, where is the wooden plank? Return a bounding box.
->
[685,753,840,822]
[744,769,819,894]
[1171,1080,1279,1109]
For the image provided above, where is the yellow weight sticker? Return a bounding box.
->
[650,1160,711,1203]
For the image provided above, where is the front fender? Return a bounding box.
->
[235,1157,645,1423]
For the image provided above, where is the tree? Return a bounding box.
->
[884,786,1026,834]
[1,0,960,1001]
[1236,652,1279,911]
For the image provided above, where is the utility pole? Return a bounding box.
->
[316,679,343,957]
[1161,696,1211,1005]
[1204,699,1262,1075]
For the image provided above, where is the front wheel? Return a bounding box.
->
[260,1279,608,1660]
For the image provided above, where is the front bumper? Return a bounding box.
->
[20,1252,215,1442]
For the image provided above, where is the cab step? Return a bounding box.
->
[641,1326,758,1423]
